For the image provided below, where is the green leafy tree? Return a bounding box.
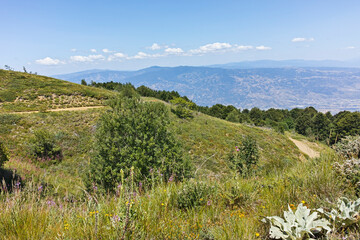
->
[29,129,62,162]
[311,112,330,141]
[226,109,241,123]
[295,113,312,135]
[250,107,264,126]
[81,79,87,86]
[89,97,192,192]
[170,97,196,110]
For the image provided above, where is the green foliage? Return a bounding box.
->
[318,197,360,228]
[0,140,9,167]
[171,105,193,119]
[262,203,331,240]
[225,109,241,123]
[170,97,196,110]
[119,83,140,99]
[333,158,360,193]
[228,136,259,176]
[29,129,62,162]
[89,97,192,192]
[81,79,87,86]
[276,122,289,134]
[175,181,214,209]
[334,135,360,159]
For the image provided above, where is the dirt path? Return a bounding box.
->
[4,106,105,114]
[289,137,320,158]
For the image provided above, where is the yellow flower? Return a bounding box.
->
[161,203,165,206]
[261,205,265,209]
[200,198,203,201]
[255,232,260,237]
[301,200,306,204]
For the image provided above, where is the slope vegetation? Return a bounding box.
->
[0,70,115,112]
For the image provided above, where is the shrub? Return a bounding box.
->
[89,97,192,192]
[171,105,193,119]
[262,203,331,240]
[29,129,62,162]
[228,136,259,176]
[175,181,215,209]
[318,197,360,229]
[0,140,9,167]
[334,135,360,159]
[333,158,360,193]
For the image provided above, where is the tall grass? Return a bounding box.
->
[1,152,357,239]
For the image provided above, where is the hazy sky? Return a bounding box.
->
[1,0,360,75]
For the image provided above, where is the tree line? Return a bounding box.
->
[84,80,360,145]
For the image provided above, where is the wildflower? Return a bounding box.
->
[301,200,306,204]
[168,175,174,182]
[255,232,260,237]
[139,182,142,188]
[199,198,203,201]
[38,185,43,191]
[112,215,120,222]
[161,203,165,206]
[261,205,266,209]
[92,184,98,191]
[46,200,56,207]
[207,200,212,206]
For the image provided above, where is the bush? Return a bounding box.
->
[171,105,193,119]
[333,158,360,193]
[228,136,259,176]
[175,181,215,209]
[89,97,192,192]
[29,129,62,162]
[334,135,360,159]
[0,140,9,167]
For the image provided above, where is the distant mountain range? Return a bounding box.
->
[53,60,360,112]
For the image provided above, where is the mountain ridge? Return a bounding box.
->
[53,64,360,113]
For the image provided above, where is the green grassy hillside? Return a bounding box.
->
[1,70,358,239]
[0,70,116,112]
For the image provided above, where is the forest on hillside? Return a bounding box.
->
[88,80,360,145]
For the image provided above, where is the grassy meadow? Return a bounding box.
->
[0,71,359,239]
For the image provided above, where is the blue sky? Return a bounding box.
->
[1,0,360,75]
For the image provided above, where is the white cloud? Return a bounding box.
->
[189,42,232,55]
[235,45,253,50]
[346,46,356,49]
[256,45,272,50]
[70,54,105,62]
[108,52,127,61]
[164,47,184,55]
[71,48,77,52]
[149,43,161,50]
[102,48,114,53]
[292,37,315,42]
[131,52,151,59]
[90,49,97,53]
[35,57,64,65]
